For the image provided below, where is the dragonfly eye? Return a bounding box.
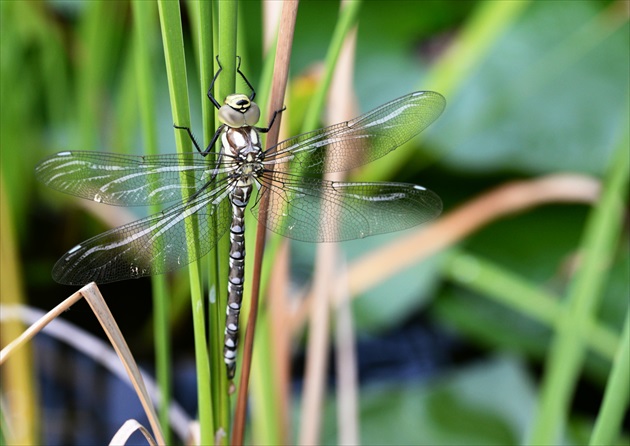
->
[219,95,260,128]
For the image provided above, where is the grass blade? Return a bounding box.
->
[300,0,361,133]
[131,1,173,443]
[589,307,630,444]
[189,0,231,436]
[157,2,214,443]
[529,103,629,443]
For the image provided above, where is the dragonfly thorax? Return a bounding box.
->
[222,126,264,187]
[219,94,261,128]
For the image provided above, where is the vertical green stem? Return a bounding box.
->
[197,2,216,145]
[131,1,172,443]
[190,0,230,436]
[76,1,127,149]
[217,1,238,96]
[301,0,362,133]
[157,2,214,444]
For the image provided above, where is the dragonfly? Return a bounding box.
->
[35,59,445,379]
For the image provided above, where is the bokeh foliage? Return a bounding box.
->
[1,1,628,445]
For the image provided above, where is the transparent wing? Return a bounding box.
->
[263,91,445,173]
[35,151,231,206]
[52,183,232,285]
[251,171,442,242]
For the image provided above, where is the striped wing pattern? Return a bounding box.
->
[36,91,445,284]
[264,91,445,173]
[52,184,232,285]
[254,171,442,242]
[35,151,227,206]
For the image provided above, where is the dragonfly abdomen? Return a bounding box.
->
[224,183,252,379]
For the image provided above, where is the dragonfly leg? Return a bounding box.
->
[236,56,257,102]
[201,126,223,156]
[257,106,287,133]
[173,124,224,157]
[209,55,257,104]
[173,124,202,152]
[207,55,223,109]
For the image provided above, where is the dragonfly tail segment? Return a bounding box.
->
[224,183,253,379]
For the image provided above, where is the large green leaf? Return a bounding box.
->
[427,1,629,175]
[318,356,538,445]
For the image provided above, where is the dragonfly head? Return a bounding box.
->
[219,94,261,128]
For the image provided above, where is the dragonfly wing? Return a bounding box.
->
[251,171,442,242]
[263,91,445,173]
[35,151,228,206]
[52,184,232,285]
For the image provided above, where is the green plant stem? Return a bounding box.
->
[157,2,214,444]
[197,2,216,147]
[442,251,619,361]
[217,1,238,97]
[192,0,232,437]
[112,46,140,153]
[215,0,238,335]
[590,308,630,445]
[76,1,125,149]
[530,109,630,443]
[300,3,362,445]
[301,0,362,133]
[131,1,172,443]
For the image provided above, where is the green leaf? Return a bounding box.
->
[318,356,537,445]
[428,1,629,175]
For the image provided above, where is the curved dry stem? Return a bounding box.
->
[231,2,299,445]
[81,283,166,445]
[291,173,601,332]
[2,304,192,441]
[0,283,166,445]
[0,291,83,364]
[109,419,157,446]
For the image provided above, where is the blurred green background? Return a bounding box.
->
[1,0,628,445]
